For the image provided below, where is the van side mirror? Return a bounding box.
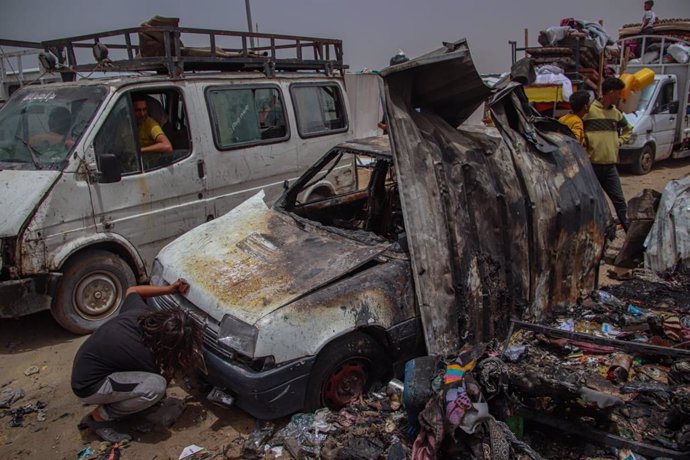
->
[98,154,122,183]
[668,100,679,115]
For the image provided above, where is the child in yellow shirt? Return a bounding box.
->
[559,91,591,146]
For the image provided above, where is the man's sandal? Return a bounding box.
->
[78,414,132,443]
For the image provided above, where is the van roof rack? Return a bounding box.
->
[0,24,346,81]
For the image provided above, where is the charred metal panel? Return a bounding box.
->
[157,192,394,325]
[382,40,610,354]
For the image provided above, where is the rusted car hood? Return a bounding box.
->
[0,170,60,238]
[155,192,393,324]
[381,39,611,354]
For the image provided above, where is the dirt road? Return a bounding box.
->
[1,158,689,459]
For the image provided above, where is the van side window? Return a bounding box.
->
[206,86,287,149]
[94,97,140,174]
[94,90,191,174]
[291,84,347,137]
[138,90,191,171]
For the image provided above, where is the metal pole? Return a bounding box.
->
[245,0,255,49]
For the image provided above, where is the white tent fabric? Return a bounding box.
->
[344,72,384,139]
[644,176,690,272]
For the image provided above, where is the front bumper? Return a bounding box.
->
[0,273,61,318]
[147,294,315,420]
[203,349,315,420]
[618,146,644,165]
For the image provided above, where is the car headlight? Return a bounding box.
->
[150,259,164,286]
[626,134,638,145]
[219,314,259,358]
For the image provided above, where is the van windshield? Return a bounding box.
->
[636,82,657,112]
[0,85,107,170]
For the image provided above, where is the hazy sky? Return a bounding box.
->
[1,0,688,74]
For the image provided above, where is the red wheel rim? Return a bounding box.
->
[323,360,367,408]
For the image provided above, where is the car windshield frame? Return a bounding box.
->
[0,85,108,171]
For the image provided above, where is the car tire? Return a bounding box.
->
[631,144,654,175]
[51,250,136,334]
[303,332,387,412]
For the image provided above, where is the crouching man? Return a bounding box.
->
[71,279,202,442]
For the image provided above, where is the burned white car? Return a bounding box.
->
[149,39,611,419]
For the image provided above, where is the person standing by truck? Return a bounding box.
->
[583,77,633,231]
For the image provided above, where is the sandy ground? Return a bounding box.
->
[1,158,690,460]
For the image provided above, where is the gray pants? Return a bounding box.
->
[79,372,167,420]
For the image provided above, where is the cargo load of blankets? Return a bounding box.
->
[240,267,690,459]
[527,18,621,96]
[526,18,690,105]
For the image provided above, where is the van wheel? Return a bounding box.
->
[632,145,654,175]
[304,332,386,412]
[51,250,136,334]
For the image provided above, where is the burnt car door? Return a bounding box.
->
[380,39,611,354]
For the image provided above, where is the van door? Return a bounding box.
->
[652,80,677,159]
[203,84,295,216]
[89,87,206,271]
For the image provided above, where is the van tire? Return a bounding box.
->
[51,250,136,334]
[632,144,654,175]
[303,332,386,412]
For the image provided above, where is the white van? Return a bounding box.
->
[0,25,355,333]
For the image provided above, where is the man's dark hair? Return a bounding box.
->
[569,91,591,113]
[131,93,148,104]
[602,77,625,95]
[140,309,204,380]
[645,1,654,6]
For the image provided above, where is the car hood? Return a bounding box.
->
[0,170,60,237]
[156,192,393,324]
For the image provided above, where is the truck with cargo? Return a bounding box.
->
[616,35,690,174]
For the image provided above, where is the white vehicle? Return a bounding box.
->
[617,35,690,174]
[0,25,355,333]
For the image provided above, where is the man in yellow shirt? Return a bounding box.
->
[132,95,172,154]
[559,91,591,146]
[583,78,633,231]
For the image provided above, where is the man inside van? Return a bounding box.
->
[132,95,173,154]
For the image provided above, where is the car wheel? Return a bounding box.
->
[304,332,387,412]
[51,250,136,334]
[631,144,654,175]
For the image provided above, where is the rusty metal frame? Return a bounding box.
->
[510,319,690,359]
[7,26,345,79]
